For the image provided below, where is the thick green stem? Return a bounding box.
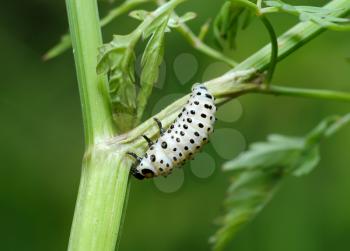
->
[66,0,130,250]
[66,0,114,145]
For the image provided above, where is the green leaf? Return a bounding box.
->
[264,0,350,30]
[136,12,170,121]
[97,33,138,131]
[213,1,255,50]
[211,114,350,251]
[210,170,282,251]
[223,114,350,176]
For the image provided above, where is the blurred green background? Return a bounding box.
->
[1,0,349,250]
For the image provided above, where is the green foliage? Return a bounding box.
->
[210,114,350,251]
[97,0,185,131]
[213,1,254,49]
[136,13,169,121]
[97,34,138,132]
[264,0,350,30]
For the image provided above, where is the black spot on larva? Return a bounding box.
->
[207,127,211,132]
[198,123,204,128]
[205,94,212,99]
[178,124,181,128]
[160,160,164,164]
[159,168,163,171]
[170,124,174,129]
[171,136,174,139]
[194,131,200,137]
[145,153,148,158]
[176,138,180,142]
[201,113,207,118]
[196,146,200,149]
[210,116,213,120]
[190,110,195,115]
[196,92,201,95]
[161,141,167,149]
[184,146,189,150]
[203,138,207,141]
[183,124,188,129]
[150,155,156,162]
[194,101,199,105]
[182,107,186,112]
[173,157,177,161]
[166,163,170,167]
[179,152,182,157]
[190,139,195,144]
[178,113,182,118]
[199,86,207,90]
[180,131,185,136]
[187,118,192,123]
[173,148,177,151]
[204,104,212,110]
[175,131,178,134]
[189,152,193,156]
[150,146,154,150]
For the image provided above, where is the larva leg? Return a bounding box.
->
[154,118,165,136]
[126,152,142,163]
[142,135,154,147]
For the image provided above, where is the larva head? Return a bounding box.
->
[134,157,157,179]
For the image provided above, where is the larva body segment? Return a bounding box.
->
[131,84,216,180]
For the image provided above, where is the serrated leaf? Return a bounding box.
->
[210,170,282,251]
[223,114,350,176]
[97,33,138,130]
[136,12,170,120]
[211,114,350,251]
[223,134,304,173]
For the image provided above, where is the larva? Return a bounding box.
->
[128,84,216,180]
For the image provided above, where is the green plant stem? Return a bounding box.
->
[66,0,114,145]
[66,0,131,251]
[259,15,278,86]
[257,85,350,102]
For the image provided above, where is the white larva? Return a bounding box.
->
[128,84,216,180]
